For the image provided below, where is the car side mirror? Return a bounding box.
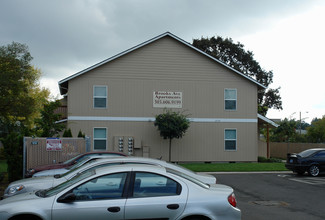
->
[57,193,76,203]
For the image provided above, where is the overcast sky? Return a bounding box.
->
[1,0,324,123]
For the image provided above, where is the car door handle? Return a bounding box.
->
[167,204,179,210]
[107,207,121,213]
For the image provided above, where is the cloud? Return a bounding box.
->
[0,0,322,120]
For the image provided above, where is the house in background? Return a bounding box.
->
[58,32,276,162]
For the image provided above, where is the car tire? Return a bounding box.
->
[308,165,320,177]
[9,215,42,220]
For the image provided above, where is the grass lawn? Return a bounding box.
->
[180,162,288,172]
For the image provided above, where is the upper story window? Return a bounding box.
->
[224,89,237,110]
[94,86,107,108]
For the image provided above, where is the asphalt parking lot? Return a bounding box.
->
[211,172,325,220]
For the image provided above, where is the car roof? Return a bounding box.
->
[90,156,171,167]
[310,148,325,151]
[81,151,127,156]
[95,156,166,162]
[93,163,167,176]
[86,154,125,159]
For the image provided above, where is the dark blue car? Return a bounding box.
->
[285,148,325,176]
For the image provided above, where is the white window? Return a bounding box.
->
[93,128,107,150]
[225,129,237,151]
[94,86,107,108]
[224,89,237,110]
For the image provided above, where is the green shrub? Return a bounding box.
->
[77,130,85,138]
[1,133,23,182]
[0,147,5,160]
[63,128,73,137]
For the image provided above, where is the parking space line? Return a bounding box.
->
[288,177,325,185]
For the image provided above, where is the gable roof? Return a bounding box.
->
[59,32,267,95]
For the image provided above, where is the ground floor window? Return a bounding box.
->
[225,129,237,151]
[94,128,107,150]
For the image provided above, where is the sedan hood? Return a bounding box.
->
[0,190,54,218]
[4,176,59,198]
[33,163,67,172]
[9,175,56,186]
[1,191,40,204]
[33,168,69,177]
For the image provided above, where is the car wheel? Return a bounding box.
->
[308,165,320,177]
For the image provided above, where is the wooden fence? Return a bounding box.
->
[270,142,325,159]
[23,137,89,172]
[258,141,325,159]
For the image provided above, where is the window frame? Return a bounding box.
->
[93,85,107,109]
[224,128,237,151]
[93,127,107,151]
[224,88,237,111]
[131,171,182,198]
[70,172,129,201]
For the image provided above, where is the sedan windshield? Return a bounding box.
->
[66,156,91,170]
[55,158,99,179]
[62,154,81,165]
[40,170,95,197]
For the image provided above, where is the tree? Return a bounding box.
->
[307,116,325,143]
[0,42,47,122]
[0,42,50,181]
[154,109,190,161]
[269,118,297,142]
[35,100,65,137]
[63,128,73,137]
[78,129,86,138]
[1,132,23,181]
[192,36,282,116]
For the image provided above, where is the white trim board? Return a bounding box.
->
[68,116,257,123]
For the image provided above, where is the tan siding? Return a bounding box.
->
[66,35,259,162]
[68,37,257,118]
[68,120,257,162]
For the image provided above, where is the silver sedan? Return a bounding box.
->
[4,156,216,198]
[0,164,240,220]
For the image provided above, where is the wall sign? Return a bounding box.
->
[46,138,62,151]
[153,91,182,108]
